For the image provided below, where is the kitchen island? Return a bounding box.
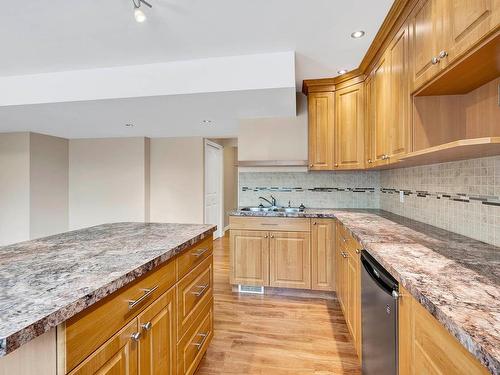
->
[0,222,216,375]
[229,209,499,374]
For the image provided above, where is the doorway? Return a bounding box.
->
[204,140,223,238]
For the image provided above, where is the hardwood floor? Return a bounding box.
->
[195,234,361,375]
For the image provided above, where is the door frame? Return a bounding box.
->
[204,139,224,238]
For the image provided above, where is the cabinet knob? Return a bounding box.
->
[264,235,268,238]
[313,222,317,225]
[368,159,372,164]
[334,163,339,167]
[438,50,448,59]
[141,322,152,331]
[309,164,313,168]
[431,56,440,65]
[270,235,274,238]
[355,249,360,254]
[131,332,142,342]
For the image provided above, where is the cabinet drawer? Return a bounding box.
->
[230,216,311,232]
[176,236,213,280]
[177,255,213,340]
[61,259,176,373]
[177,301,213,375]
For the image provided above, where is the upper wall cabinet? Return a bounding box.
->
[410,0,499,92]
[308,92,335,170]
[335,82,365,169]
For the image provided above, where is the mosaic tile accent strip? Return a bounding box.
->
[380,188,500,206]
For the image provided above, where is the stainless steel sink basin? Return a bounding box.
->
[240,206,304,213]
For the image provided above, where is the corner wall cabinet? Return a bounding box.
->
[304,0,500,170]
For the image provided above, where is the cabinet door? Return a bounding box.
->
[364,73,376,167]
[68,319,138,375]
[269,231,311,289]
[138,288,176,375]
[335,83,365,169]
[335,222,346,311]
[447,0,499,62]
[388,23,411,159]
[399,286,489,375]
[346,248,362,360]
[230,230,269,286]
[308,92,335,170]
[372,55,390,166]
[311,219,335,291]
[411,0,444,90]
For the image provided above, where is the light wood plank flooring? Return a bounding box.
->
[195,234,361,375]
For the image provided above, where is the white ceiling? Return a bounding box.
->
[0,89,296,138]
[1,0,393,87]
[0,0,393,139]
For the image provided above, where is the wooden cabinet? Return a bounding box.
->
[138,288,176,375]
[311,219,335,291]
[371,55,391,167]
[269,231,311,289]
[335,221,362,361]
[230,230,269,286]
[59,237,213,375]
[411,0,499,91]
[308,92,335,170]
[68,319,138,375]
[447,0,499,62]
[399,285,489,375]
[230,217,332,291]
[335,83,365,169]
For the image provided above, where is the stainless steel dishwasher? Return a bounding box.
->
[361,250,399,375]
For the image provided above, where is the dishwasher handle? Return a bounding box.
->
[361,250,398,296]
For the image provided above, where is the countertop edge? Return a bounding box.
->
[229,209,499,374]
[0,226,216,357]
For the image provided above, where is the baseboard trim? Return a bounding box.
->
[231,285,337,300]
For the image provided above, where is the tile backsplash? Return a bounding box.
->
[380,156,500,246]
[239,171,380,209]
[238,156,500,246]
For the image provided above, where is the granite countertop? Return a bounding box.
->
[230,208,500,374]
[0,222,216,357]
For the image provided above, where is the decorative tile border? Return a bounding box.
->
[241,186,500,206]
[380,188,500,206]
[241,186,377,193]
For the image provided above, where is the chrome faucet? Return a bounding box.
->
[259,195,277,207]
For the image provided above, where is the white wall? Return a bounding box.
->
[238,93,307,161]
[0,133,30,245]
[30,133,69,239]
[150,137,204,224]
[69,137,150,230]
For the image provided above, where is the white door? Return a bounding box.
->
[204,140,223,238]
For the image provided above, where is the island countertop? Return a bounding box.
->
[0,222,216,357]
[230,208,500,374]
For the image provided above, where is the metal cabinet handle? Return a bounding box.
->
[128,285,159,310]
[313,222,317,225]
[270,234,274,238]
[309,164,314,168]
[191,284,209,297]
[355,249,360,254]
[131,332,142,341]
[192,248,208,258]
[192,332,208,351]
[264,235,268,238]
[438,50,448,59]
[368,159,372,164]
[334,163,339,167]
[431,56,440,65]
[141,322,152,331]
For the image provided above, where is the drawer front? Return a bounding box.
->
[62,259,177,373]
[177,301,213,375]
[337,223,358,251]
[176,236,213,280]
[177,255,213,340]
[230,216,311,232]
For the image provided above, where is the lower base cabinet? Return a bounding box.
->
[399,286,489,375]
[59,237,214,375]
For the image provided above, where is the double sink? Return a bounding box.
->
[240,206,305,213]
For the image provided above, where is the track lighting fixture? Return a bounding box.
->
[132,0,152,23]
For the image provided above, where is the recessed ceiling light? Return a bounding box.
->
[202,120,212,125]
[125,123,135,127]
[351,30,365,39]
[337,69,348,75]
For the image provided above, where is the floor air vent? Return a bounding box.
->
[238,285,264,294]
